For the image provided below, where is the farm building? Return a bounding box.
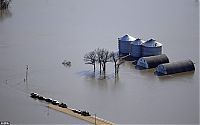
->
[155,60,195,75]
[142,38,162,57]
[130,38,145,58]
[137,54,169,69]
[118,34,136,55]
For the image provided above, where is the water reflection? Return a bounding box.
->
[78,70,96,79]
[62,63,71,68]
[114,73,119,84]
[0,9,12,22]
[157,71,195,82]
[78,70,121,90]
[137,68,156,78]
[0,40,9,48]
[78,70,117,80]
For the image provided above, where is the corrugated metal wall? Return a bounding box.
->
[130,44,142,57]
[156,60,195,75]
[142,46,162,57]
[118,40,131,55]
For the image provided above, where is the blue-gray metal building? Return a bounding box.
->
[142,39,162,57]
[155,60,195,75]
[136,54,169,69]
[130,38,144,58]
[118,34,136,55]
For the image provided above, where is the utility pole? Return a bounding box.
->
[25,65,29,94]
[25,65,28,84]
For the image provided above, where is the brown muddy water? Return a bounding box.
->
[0,0,199,124]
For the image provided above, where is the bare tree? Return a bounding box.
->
[83,51,96,72]
[0,0,11,10]
[109,52,119,75]
[101,49,110,74]
[95,48,112,75]
[84,48,119,78]
[95,48,104,74]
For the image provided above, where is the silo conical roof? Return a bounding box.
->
[142,38,162,47]
[118,34,136,42]
[131,38,145,45]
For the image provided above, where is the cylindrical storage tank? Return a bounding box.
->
[118,34,136,55]
[130,38,144,58]
[142,38,162,57]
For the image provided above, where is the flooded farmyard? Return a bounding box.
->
[0,0,199,124]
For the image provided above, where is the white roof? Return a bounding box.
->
[142,38,162,47]
[118,34,136,42]
[131,38,145,45]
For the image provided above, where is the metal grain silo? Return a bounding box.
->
[130,38,144,58]
[118,34,136,55]
[142,38,162,57]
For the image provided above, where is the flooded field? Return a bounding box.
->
[0,0,199,124]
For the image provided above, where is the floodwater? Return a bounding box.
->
[0,0,199,124]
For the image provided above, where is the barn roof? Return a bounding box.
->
[139,54,169,68]
[142,38,162,47]
[118,34,136,42]
[131,38,145,45]
[157,60,195,75]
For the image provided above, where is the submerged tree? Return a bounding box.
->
[101,49,110,74]
[95,48,111,75]
[95,48,104,74]
[109,52,119,75]
[84,48,121,79]
[83,51,96,72]
[0,0,11,10]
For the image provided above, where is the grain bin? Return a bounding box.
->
[142,38,162,57]
[130,38,144,58]
[118,34,136,55]
[155,60,195,75]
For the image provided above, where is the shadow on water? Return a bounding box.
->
[135,65,147,70]
[157,71,195,81]
[0,9,12,22]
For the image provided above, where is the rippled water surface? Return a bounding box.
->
[0,0,199,124]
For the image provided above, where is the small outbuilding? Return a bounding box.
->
[155,60,195,75]
[118,34,136,55]
[136,54,169,69]
[142,38,162,57]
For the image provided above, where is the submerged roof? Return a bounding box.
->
[157,60,195,75]
[118,34,136,42]
[138,54,169,68]
[131,38,145,45]
[142,38,162,47]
